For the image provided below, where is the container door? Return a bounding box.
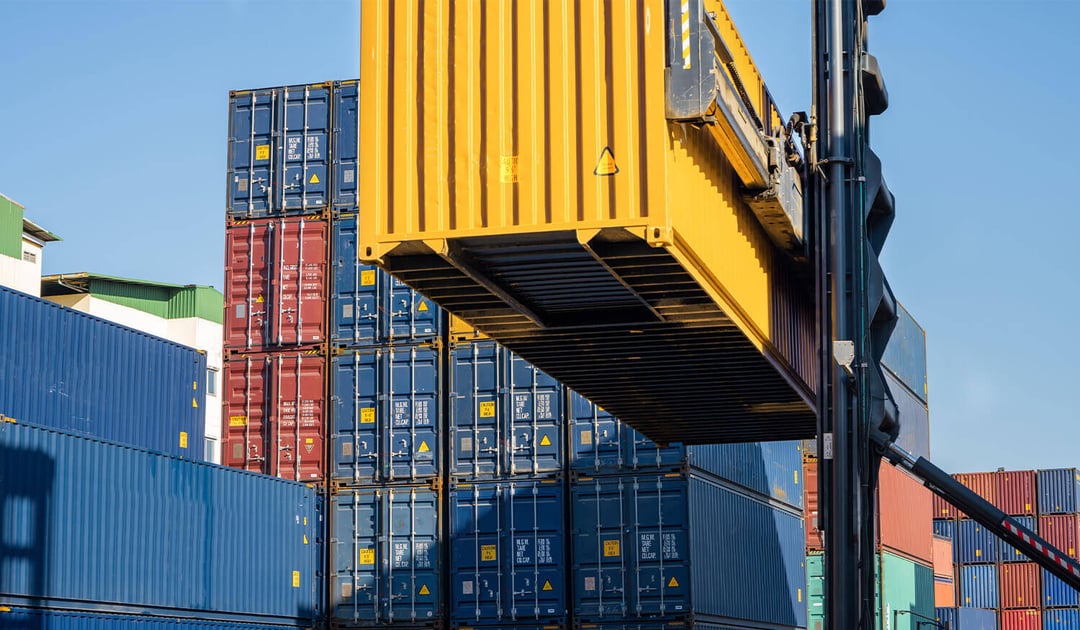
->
[572,477,630,617]
[505,353,562,475]
[224,222,270,350]
[385,276,441,344]
[569,389,624,473]
[505,482,565,622]
[333,81,359,210]
[223,355,271,474]
[383,346,439,482]
[623,424,683,471]
[277,84,330,211]
[228,90,274,218]
[450,484,504,622]
[269,352,326,482]
[331,491,380,624]
[331,352,379,485]
[451,342,502,477]
[383,487,440,623]
[331,215,382,347]
[626,475,690,616]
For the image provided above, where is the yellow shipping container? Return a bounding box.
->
[359,0,815,443]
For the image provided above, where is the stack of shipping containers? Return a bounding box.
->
[933,468,1080,629]
[804,305,936,630]
[0,285,324,628]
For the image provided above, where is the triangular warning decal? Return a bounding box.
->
[418,440,430,453]
[418,584,430,595]
[668,576,679,588]
[256,294,265,303]
[303,534,309,545]
[192,397,198,408]
[309,173,320,184]
[593,147,619,176]
[542,580,553,591]
[417,301,429,312]
[540,434,552,446]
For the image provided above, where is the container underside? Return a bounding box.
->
[378,229,816,445]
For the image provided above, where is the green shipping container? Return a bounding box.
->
[806,552,935,630]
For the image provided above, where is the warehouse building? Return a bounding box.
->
[0,192,60,296]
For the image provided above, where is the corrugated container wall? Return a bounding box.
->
[886,370,931,460]
[1001,609,1042,630]
[935,607,998,630]
[1038,469,1080,515]
[0,285,205,459]
[0,608,315,630]
[935,577,956,607]
[881,303,928,403]
[1042,568,1079,608]
[330,486,441,626]
[571,473,806,628]
[933,535,954,577]
[999,563,1041,609]
[957,519,999,564]
[331,214,442,348]
[0,422,322,623]
[1038,514,1080,560]
[358,0,818,446]
[950,472,997,520]
[1045,609,1080,629]
[877,551,935,630]
[959,565,998,609]
[1001,516,1037,563]
[997,470,1038,516]
[224,217,328,352]
[227,83,333,218]
[449,480,567,626]
[332,79,360,211]
[805,460,822,551]
[223,350,326,482]
[330,345,441,486]
[878,465,933,564]
[935,492,960,520]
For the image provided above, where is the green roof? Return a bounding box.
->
[41,272,223,325]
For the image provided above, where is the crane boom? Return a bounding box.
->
[881,440,1080,591]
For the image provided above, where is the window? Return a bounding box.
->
[204,438,218,464]
[22,250,36,263]
[207,368,218,396]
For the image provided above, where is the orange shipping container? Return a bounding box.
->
[934,577,955,607]
[932,535,954,579]
[804,461,822,551]
[933,492,959,520]
[999,563,1040,609]
[878,464,934,564]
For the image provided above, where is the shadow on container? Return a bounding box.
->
[0,441,55,630]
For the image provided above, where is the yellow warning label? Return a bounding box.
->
[667,576,679,588]
[360,269,376,286]
[417,301,429,312]
[360,408,376,424]
[305,438,314,444]
[309,173,320,184]
[542,580,553,591]
[255,145,270,161]
[603,540,621,557]
[1026,503,1032,511]
[500,155,519,183]
[179,432,189,448]
[975,549,981,557]
[230,415,248,426]
[256,294,265,303]
[359,548,375,565]
[480,401,496,418]
[303,534,309,545]
[540,434,552,447]
[481,544,497,561]
[593,147,619,176]
[798,588,802,603]
[193,380,198,390]
[418,440,430,453]
[419,584,431,595]
[292,571,301,588]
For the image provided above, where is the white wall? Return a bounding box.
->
[0,239,44,296]
[41,295,225,464]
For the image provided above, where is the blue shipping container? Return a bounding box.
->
[568,391,804,510]
[958,565,998,609]
[935,607,997,630]
[0,607,313,629]
[571,473,806,627]
[450,342,562,478]
[331,346,440,485]
[882,303,928,404]
[1043,567,1080,608]
[886,369,931,460]
[0,285,205,459]
[1000,516,1036,563]
[331,486,440,625]
[934,519,956,540]
[227,82,332,218]
[0,422,322,622]
[332,80,359,210]
[1045,609,1080,630]
[1038,468,1080,515]
[957,519,998,564]
[449,480,566,625]
[330,214,442,348]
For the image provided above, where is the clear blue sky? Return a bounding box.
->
[1,1,1076,473]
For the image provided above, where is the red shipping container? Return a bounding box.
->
[804,461,822,551]
[934,577,955,607]
[225,216,328,352]
[948,472,997,519]
[997,469,1037,516]
[877,464,933,564]
[999,563,1040,609]
[223,351,326,482]
[1001,609,1041,630]
[933,492,959,520]
[1039,513,1080,559]
[932,535,953,579]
